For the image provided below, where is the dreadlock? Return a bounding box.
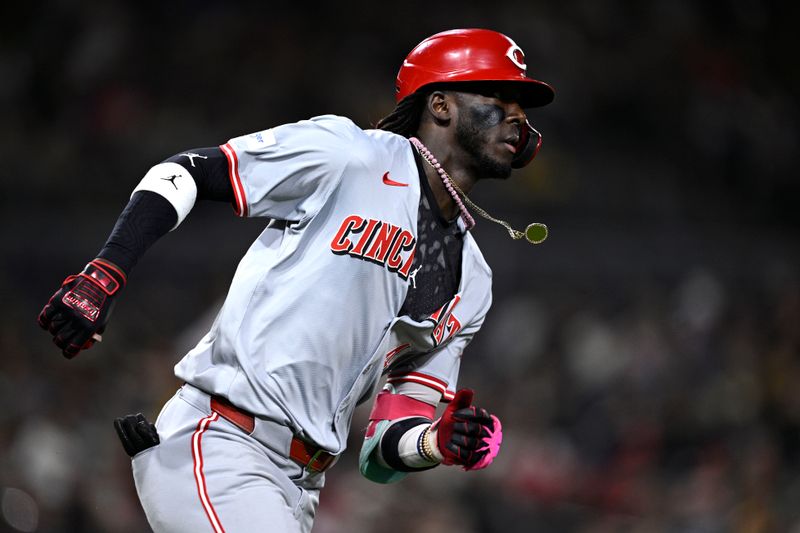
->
[375,92,428,138]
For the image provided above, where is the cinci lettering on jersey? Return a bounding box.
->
[330,214,416,280]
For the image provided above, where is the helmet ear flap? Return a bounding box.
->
[511,121,543,169]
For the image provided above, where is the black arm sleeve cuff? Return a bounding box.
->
[163,148,233,202]
[379,417,437,473]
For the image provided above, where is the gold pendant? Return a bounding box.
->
[525,223,548,244]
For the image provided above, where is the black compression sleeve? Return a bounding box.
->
[97,191,176,274]
[96,147,233,274]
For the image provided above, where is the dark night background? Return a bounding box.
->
[1,1,798,531]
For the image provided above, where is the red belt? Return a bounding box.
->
[210,395,336,473]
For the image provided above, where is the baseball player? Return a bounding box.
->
[38,29,554,532]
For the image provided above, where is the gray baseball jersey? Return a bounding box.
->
[174,114,493,454]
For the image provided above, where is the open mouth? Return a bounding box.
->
[503,136,520,154]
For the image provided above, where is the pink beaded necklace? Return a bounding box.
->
[409,136,549,244]
[409,137,475,229]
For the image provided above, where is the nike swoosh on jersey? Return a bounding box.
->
[382,172,408,187]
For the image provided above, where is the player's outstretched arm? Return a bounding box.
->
[37,148,234,358]
[359,387,502,483]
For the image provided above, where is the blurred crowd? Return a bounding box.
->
[1,1,797,532]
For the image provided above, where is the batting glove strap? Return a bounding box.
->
[81,258,126,295]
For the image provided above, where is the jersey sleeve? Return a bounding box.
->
[386,316,485,403]
[219,115,357,220]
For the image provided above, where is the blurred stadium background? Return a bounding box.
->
[2,1,798,531]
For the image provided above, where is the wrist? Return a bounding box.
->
[84,258,127,294]
[97,245,137,277]
[378,418,437,471]
[419,425,443,463]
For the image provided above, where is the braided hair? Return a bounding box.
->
[376,91,428,138]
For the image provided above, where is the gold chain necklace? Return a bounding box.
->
[410,137,548,245]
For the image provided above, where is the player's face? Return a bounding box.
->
[453,89,527,180]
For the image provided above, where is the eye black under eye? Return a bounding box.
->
[469,103,506,128]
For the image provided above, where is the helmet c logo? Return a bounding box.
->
[506,44,526,72]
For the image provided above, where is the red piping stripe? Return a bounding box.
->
[192,412,226,533]
[387,375,445,394]
[220,143,247,217]
[388,371,448,388]
[387,372,454,402]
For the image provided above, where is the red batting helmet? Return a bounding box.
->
[395,28,555,108]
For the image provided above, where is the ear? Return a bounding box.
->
[426,91,453,125]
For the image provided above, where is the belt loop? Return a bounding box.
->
[289,436,336,473]
[307,448,335,473]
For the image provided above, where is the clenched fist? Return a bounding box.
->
[38,258,126,358]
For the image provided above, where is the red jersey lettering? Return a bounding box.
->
[398,248,416,279]
[364,223,401,263]
[387,230,415,271]
[351,219,381,256]
[330,215,417,281]
[330,215,365,254]
[431,295,462,346]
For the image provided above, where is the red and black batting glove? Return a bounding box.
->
[37,258,126,359]
[431,389,503,471]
